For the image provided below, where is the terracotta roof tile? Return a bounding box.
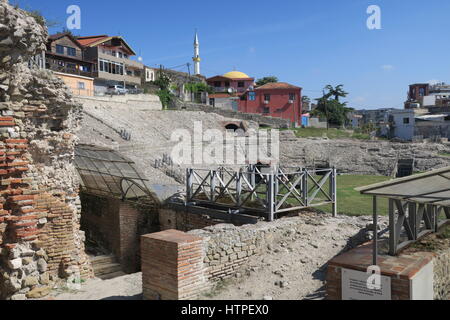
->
[255,82,301,90]
[76,35,109,47]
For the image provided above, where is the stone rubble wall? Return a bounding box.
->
[75,94,163,112]
[0,0,92,300]
[188,214,377,284]
[173,100,291,129]
[433,248,450,300]
[280,133,450,176]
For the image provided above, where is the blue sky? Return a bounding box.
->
[12,0,450,109]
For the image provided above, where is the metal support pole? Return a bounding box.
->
[302,168,308,207]
[236,173,242,207]
[267,174,275,222]
[186,168,193,204]
[389,199,396,256]
[210,170,216,202]
[373,196,378,266]
[408,202,417,240]
[331,167,337,217]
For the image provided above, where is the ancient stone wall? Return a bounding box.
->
[173,100,291,129]
[433,248,450,300]
[280,132,450,176]
[158,208,223,232]
[0,0,92,300]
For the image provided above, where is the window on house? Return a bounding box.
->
[67,47,76,56]
[419,88,425,96]
[238,82,245,88]
[403,118,410,124]
[134,70,141,77]
[263,107,270,114]
[225,82,230,87]
[112,51,116,57]
[118,52,123,58]
[124,54,129,59]
[264,94,271,102]
[289,93,295,101]
[249,92,256,101]
[56,45,64,54]
[214,81,221,87]
[78,82,85,90]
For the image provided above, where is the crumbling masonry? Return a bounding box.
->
[0,0,92,300]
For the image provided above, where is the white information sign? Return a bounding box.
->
[342,268,391,300]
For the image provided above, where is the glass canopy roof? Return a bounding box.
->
[74,144,158,204]
[356,166,450,207]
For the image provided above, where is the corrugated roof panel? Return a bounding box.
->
[356,166,450,205]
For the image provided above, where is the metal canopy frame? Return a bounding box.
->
[186,165,337,221]
[356,166,450,262]
[74,144,158,206]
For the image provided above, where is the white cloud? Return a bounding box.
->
[381,65,394,71]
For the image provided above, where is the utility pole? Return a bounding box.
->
[323,89,329,131]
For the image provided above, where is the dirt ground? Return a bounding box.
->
[201,213,385,300]
[51,213,387,301]
[51,273,142,300]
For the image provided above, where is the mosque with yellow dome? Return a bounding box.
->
[206,70,255,95]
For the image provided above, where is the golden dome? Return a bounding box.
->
[223,71,251,79]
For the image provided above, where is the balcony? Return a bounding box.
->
[47,63,94,78]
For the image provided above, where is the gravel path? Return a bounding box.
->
[52,273,142,300]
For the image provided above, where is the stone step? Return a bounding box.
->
[98,271,127,280]
[90,255,117,267]
[93,263,123,277]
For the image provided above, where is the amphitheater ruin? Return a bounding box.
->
[1,1,450,300]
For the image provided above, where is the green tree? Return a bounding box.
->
[185,82,213,94]
[153,70,174,109]
[256,76,278,86]
[323,84,348,102]
[312,85,353,128]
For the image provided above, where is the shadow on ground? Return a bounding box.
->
[101,294,143,300]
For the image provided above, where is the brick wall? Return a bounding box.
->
[118,202,146,273]
[159,208,223,232]
[0,1,94,300]
[141,230,206,300]
[81,193,158,273]
[81,194,121,257]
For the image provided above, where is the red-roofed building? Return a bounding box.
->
[45,32,95,96]
[239,82,302,125]
[76,35,144,94]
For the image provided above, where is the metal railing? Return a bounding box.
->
[387,199,450,255]
[47,63,95,78]
[186,165,337,221]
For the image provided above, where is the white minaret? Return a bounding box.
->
[193,31,201,75]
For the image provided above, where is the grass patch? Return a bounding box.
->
[438,152,450,157]
[289,127,371,140]
[315,175,392,216]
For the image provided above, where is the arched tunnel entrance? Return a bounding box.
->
[74,144,160,278]
[225,123,240,131]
